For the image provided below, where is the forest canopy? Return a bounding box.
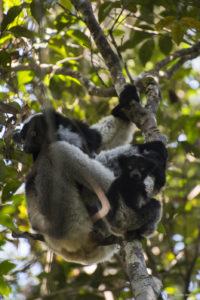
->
[0,0,200,299]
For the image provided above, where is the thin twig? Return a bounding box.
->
[109,29,133,83]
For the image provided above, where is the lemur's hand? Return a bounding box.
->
[111,84,140,121]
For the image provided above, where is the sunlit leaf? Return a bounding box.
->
[66,30,90,48]
[166,252,175,262]
[165,286,179,294]
[0,277,11,297]
[0,212,17,230]
[0,261,16,276]
[157,222,166,234]
[55,13,76,31]
[17,71,33,92]
[18,204,28,219]
[65,76,81,85]
[1,5,23,33]
[59,0,72,11]
[49,37,67,58]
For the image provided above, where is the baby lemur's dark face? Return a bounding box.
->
[118,155,156,181]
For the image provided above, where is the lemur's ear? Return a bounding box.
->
[118,155,128,168]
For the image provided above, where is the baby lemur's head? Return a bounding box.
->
[118,155,157,181]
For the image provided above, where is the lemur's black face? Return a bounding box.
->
[14,114,47,159]
[118,155,156,181]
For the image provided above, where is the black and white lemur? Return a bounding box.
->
[106,153,164,239]
[14,84,167,264]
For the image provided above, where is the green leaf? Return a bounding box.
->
[0,211,17,230]
[49,36,67,58]
[66,29,90,48]
[0,240,6,250]
[157,222,166,234]
[0,277,11,297]
[171,23,185,45]
[98,1,121,23]
[17,71,34,92]
[0,160,7,181]
[155,16,175,30]
[9,26,35,39]
[0,261,16,276]
[2,180,21,202]
[1,5,23,33]
[113,29,125,37]
[122,0,137,12]
[138,39,155,66]
[181,17,200,31]
[55,13,76,31]
[59,0,72,11]
[11,194,25,206]
[159,36,173,55]
[122,31,150,51]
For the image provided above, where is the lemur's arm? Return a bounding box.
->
[91,84,140,151]
[91,116,135,151]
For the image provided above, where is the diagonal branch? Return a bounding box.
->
[70,0,126,94]
[0,102,20,115]
[122,241,163,299]
[153,41,200,74]
[10,64,117,97]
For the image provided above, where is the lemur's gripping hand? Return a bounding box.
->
[111,84,140,121]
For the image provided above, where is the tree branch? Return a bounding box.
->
[165,51,199,79]
[0,102,20,115]
[70,0,126,94]
[122,241,162,299]
[10,64,117,97]
[153,41,200,75]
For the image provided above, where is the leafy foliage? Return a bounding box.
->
[0,0,200,299]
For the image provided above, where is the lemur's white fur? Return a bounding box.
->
[91,116,135,151]
[24,113,42,124]
[57,125,83,149]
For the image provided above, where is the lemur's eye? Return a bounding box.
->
[128,165,133,170]
[140,167,145,172]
